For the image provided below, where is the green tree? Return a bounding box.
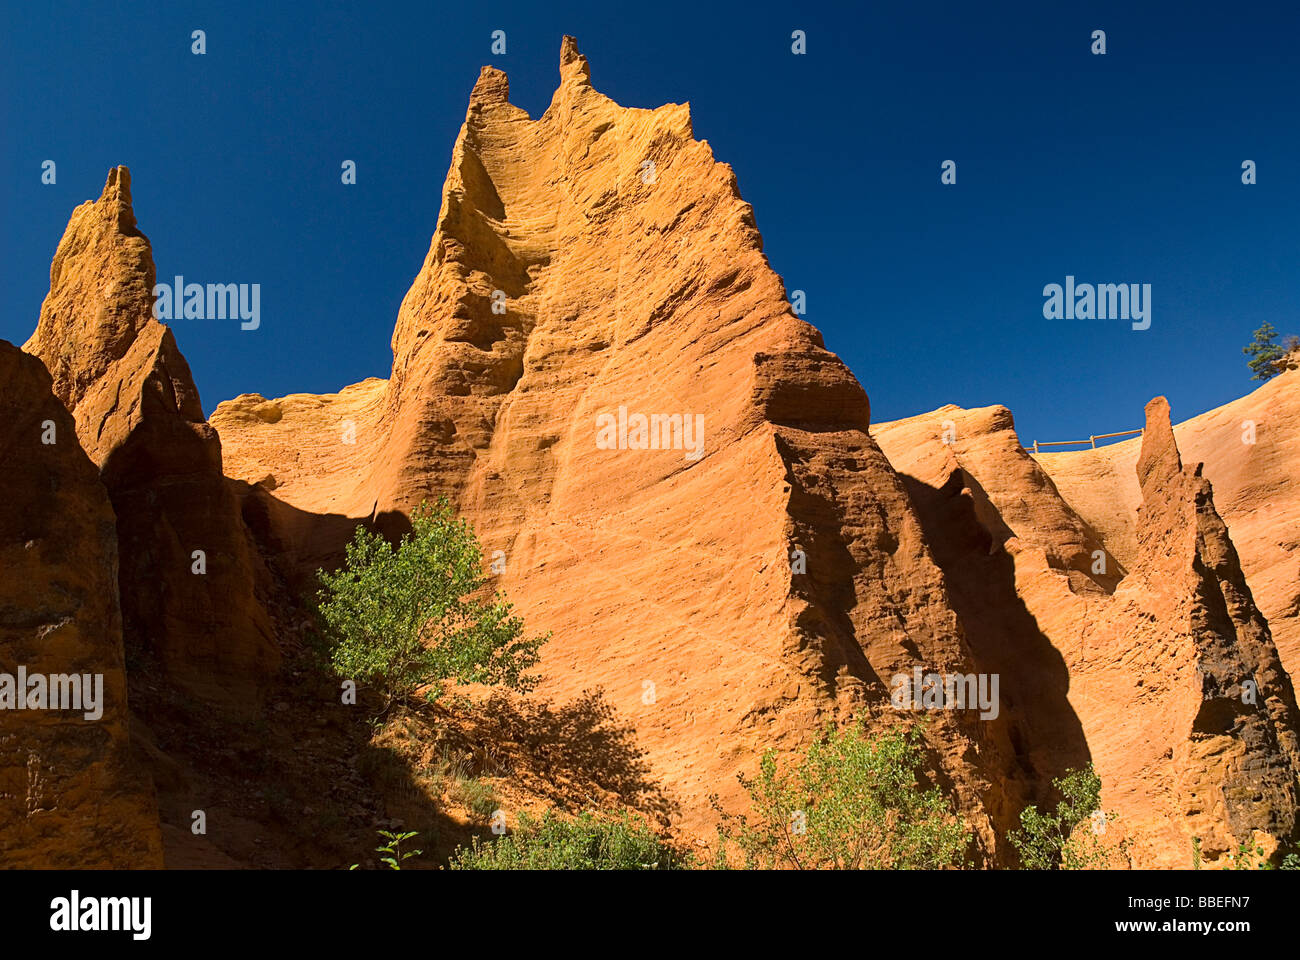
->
[317,499,546,715]
[1244,322,1287,381]
[449,810,683,870]
[1008,764,1119,869]
[712,721,970,869]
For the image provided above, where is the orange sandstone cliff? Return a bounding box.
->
[213,36,1033,858]
[0,341,164,868]
[874,397,1300,867]
[3,37,1298,870]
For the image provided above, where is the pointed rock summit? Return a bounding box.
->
[876,396,1300,866]
[214,36,1013,852]
[559,34,591,80]
[26,167,278,704]
[26,166,155,409]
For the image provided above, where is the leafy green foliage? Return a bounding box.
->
[317,499,546,714]
[1243,322,1294,381]
[350,829,422,870]
[1229,838,1271,870]
[449,810,683,870]
[1227,839,1300,870]
[712,721,970,869]
[1009,764,1119,869]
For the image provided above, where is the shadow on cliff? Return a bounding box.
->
[216,483,675,861]
[897,470,1094,849]
[466,689,677,822]
[346,687,676,867]
[232,479,414,599]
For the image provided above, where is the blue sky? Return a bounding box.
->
[3,1,1297,446]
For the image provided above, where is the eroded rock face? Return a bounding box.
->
[25,167,278,704]
[208,38,1300,864]
[0,340,163,868]
[213,37,1020,854]
[875,398,1300,867]
[1109,398,1300,864]
[1037,365,1300,683]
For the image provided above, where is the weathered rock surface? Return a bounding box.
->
[25,167,278,703]
[214,37,1024,854]
[1036,366,1300,684]
[0,340,163,868]
[875,397,1300,866]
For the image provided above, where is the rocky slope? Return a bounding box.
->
[1035,365,1300,684]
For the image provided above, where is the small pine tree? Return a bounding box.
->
[1244,322,1285,381]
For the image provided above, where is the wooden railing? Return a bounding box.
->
[1024,428,1142,454]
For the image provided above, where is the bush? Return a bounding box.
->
[712,721,970,869]
[316,499,546,715]
[1008,764,1119,869]
[449,810,683,870]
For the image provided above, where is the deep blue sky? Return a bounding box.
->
[4,1,1297,446]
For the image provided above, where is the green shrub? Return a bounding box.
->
[450,810,682,870]
[449,777,499,824]
[713,721,970,869]
[350,829,422,870]
[316,499,546,715]
[1008,764,1118,869]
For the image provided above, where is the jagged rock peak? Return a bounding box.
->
[469,65,509,109]
[102,164,133,205]
[1136,395,1184,492]
[25,165,156,409]
[560,34,591,81]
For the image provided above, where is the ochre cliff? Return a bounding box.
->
[874,397,1300,866]
[213,37,1027,856]
[24,167,279,705]
[0,340,163,868]
[1036,365,1300,684]
[5,38,1297,870]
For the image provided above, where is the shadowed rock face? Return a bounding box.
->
[875,397,1300,866]
[0,340,163,868]
[1110,397,1300,865]
[1036,365,1300,684]
[213,37,1023,856]
[25,167,279,705]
